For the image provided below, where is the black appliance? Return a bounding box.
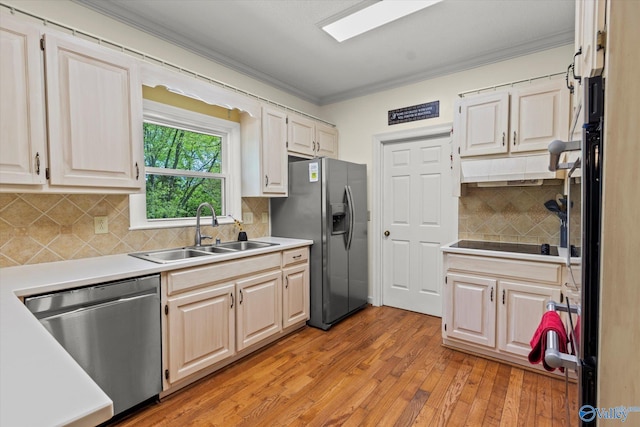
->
[579,75,604,425]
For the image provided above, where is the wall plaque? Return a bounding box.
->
[388,100,439,125]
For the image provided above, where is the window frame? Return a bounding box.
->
[129,99,241,230]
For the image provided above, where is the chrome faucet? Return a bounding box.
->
[194,202,218,246]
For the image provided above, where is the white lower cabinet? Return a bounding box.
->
[166,283,235,384]
[236,270,282,351]
[443,254,563,372]
[446,273,496,348]
[283,263,310,328]
[497,280,561,358]
[162,248,309,391]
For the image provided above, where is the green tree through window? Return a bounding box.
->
[144,122,224,219]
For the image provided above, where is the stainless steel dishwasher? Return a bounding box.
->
[25,274,162,417]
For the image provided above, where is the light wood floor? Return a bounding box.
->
[114,306,578,426]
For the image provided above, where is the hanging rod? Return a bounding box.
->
[457,71,567,98]
[0,2,335,127]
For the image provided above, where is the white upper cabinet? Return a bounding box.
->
[315,122,339,159]
[458,92,509,157]
[0,14,143,193]
[457,79,569,158]
[510,81,570,153]
[287,113,338,159]
[0,13,47,185]
[575,0,607,79]
[240,106,288,197]
[44,32,143,189]
[287,114,315,157]
[261,108,288,194]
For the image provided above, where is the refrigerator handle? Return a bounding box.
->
[345,185,355,250]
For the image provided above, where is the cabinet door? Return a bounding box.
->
[0,14,47,185]
[510,80,570,153]
[287,114,315,157]
[167,283,235,384]
[497,280,561,358]
[578,0,607,78]
[458,92,509,157]
[262,107,287,195]
[282,263,310,328]
[43,32,143,189]
[445,273,496,348]
[315,123,338,159]
[236,270,282,350]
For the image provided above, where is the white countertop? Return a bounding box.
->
[0,237,312,427]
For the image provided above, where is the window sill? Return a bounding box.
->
[128,215,236,231]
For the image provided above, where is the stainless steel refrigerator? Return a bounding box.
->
[271,158,368,330]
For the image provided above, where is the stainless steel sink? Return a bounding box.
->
[190,245,237,254]
[216,241,279,251]
[129,241,279,263]
[129,248,216,264]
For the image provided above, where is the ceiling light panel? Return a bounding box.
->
[322,0,443,42]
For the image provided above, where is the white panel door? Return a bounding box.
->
[382,135,455,315]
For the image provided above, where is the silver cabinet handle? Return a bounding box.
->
[230,293,234,308]
[35,152,41,175]
[239,289,243,304]
[265,174,269,187]
[384,230,390,237]
[513,131,517,146]
[135,162,140,180]
[312,141,316,152]
[502,132,505,146]
[285,277,289,289]
[490,287,494,302]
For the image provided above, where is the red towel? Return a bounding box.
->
[528,311,568,372]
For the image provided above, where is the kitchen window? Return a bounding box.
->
[129,99,241,229]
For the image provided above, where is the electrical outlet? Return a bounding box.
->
[94,216,108,234]
[243,212,253,224]
[261,213,268,223]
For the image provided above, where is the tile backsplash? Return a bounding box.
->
[458,182,581,246]
[0,194,269,267]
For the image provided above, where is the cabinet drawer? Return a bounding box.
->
[446,254,562,285]
[166,253,282,295]
[282,247,309,267]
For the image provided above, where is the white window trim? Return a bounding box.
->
[129,99,241,230]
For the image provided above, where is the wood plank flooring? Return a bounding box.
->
[113,306,578,426]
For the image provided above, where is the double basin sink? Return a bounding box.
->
[129,240,279,264]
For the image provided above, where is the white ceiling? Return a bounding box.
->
[73,0,575,106]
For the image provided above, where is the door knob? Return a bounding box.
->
[384,230,390,237]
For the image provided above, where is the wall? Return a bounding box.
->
[0,194,268,267]
[2,0,323,118]
[459,182,581,246]
[321,45,574,244]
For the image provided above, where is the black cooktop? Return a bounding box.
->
[451,240,559,256]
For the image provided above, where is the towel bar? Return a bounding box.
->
[544,300,579,371]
